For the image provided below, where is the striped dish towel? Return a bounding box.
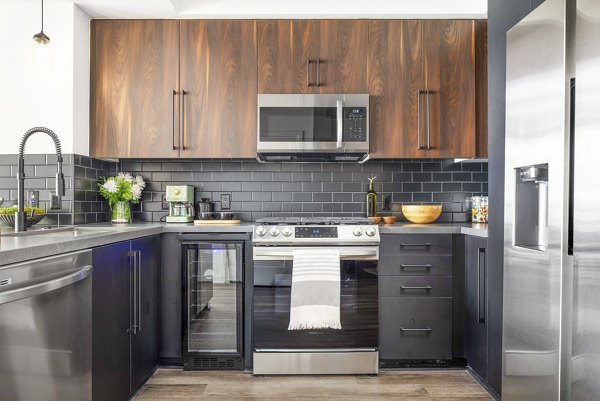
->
[288,249,342,330]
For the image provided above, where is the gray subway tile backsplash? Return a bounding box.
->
[0,155,488,225]
[119,159,487,223]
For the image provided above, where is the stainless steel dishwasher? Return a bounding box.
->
[0,250,93,401]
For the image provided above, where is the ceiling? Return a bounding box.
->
[1,0,488,19]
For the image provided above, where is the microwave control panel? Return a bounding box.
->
[343,107,367,142]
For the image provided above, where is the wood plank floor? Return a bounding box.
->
[134,369,493,400]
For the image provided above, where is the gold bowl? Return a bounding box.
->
[401,204,442,224]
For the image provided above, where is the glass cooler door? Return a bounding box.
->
[184,242,243,355]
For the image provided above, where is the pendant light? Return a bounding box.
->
[33,0,50,45]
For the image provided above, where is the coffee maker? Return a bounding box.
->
[165,185,194,223]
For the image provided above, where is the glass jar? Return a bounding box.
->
[112,201,132,224]
[471,195,488,223]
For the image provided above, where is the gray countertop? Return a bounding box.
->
[0,221,487,267]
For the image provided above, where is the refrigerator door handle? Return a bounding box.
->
[568,77,576,256]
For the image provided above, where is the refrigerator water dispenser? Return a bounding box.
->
[514,164,549,252]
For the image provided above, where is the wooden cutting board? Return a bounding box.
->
[193,219,242,225]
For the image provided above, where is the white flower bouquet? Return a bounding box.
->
[98,172,146,223]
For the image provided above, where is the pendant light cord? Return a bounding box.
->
[41,0,44,32]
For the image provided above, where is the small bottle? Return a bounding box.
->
[366,177,377,217]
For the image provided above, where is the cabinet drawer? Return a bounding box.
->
[378,254,452,276]
[378,276,452,298]
[380,234,452,256]
[379,298,452,360]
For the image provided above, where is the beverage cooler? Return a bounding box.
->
[180,234,251,370]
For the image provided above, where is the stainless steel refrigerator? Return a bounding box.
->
[503,0,600,400]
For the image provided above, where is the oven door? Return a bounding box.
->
[257,94,369,153]
[252,246,378,351]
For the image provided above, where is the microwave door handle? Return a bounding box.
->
[337,100,344,149]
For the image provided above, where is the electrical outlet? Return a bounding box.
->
[161,194,169,210]
[221,193,231,210]
[382,195,392,211]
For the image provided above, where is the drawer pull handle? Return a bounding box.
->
[400,243,432,247]
[400,264,432,270]
[400,285,432,291]
[400,327,432,333]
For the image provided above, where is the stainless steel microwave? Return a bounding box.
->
[257,94,370,162]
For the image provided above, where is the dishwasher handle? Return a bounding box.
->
[0,265,92,305]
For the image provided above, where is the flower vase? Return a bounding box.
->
[112,201,132,224]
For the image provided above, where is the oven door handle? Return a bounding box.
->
[253,247,379,261]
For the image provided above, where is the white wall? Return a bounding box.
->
[0,2,90,155]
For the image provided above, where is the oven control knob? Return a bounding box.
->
[365,227,376,237]
[282,228,293,237]
[255,226,267,237]
[353,227,364,237]
[269,227,280,237]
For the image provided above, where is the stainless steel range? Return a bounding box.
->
[252,217,379,375]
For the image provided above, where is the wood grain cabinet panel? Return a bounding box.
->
[369,20,484,159]
[258,20,367,94]
[180,20,258,158]
[90,20,180,158]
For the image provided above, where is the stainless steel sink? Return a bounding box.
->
[1,226,112,238]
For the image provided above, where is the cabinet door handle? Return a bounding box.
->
[306,59,314,87]
[478,247,486,323]
[315,59,321,87]
[172,90,179,150]
[127,251,137,334]
[181,90,188,150]
[137,250,142,333]
[425,90,431,149]
[417,89,424,149]
[400,242,432,247]
[400,285,432,291]
[400,264,432,270]
[400,327,432,333]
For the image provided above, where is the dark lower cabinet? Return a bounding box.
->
[379,234,454,363]
[93,235,160,401]
[465,235,488,380]
[92,240,131,401]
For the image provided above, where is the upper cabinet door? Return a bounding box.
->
[368,20,424,158]
[90,20,180,158]
[258,20,367,94]
[180,20,258,158]
[317,20,369,93]
[369,20,479,159]
[258,20,320,94]
[421,20,476,158]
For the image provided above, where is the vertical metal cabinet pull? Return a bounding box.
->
[181,90,188,150]
[417,89,422,149]
[315,59,321,87]
[478,247,486,323]
[137,250,142,333]
[306,59,313,87]
[417,90,432,150]
[336,99,344,149]
[172,90,178,150]
[127,251,137,334]
[426,90,431,149]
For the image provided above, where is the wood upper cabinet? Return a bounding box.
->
[91,19,257,159]
[180,20,258,158]
[369,20,482,159]
[258,20,368,94]
[90,20,180,158]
